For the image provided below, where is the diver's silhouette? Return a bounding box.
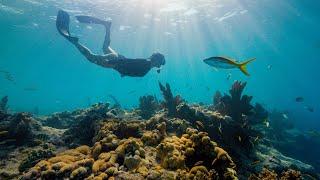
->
[56,10,165,77]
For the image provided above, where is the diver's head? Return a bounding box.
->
[150,52,165,68]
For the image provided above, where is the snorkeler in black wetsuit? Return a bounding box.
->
[56,10,165,77]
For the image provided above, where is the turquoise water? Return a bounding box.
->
[0,0,319,131]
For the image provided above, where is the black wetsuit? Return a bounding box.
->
[111,59,151,77]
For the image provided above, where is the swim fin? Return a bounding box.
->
[56,10,78,43]
[76,15,111,27]
[238,58,256,76]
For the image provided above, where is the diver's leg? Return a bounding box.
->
[56,10,78,43]
[75,15,115,54]
[102,22,117,54]
[73,42,114,68]
[73,42,95,61]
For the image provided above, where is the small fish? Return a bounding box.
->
[263,118,270,127]
[212,67,219,72]
[0,71,14,82]
[156,69,161,73]
[295,97,304,102]
[195,121,204,129]
[226,73,232,80]
[218,123,223,134]
[0,131,8,137]
[194,161,204,166]
[203,56,256,76]
[265,121,270,128]
[304,106,314,112]
[254,136,259,143]
[205,86,210,91]
[238,136,242,142]
[282,113,288,119]
[250,160,261,166]
[267,65,272,70]
[241,120,248,128]
[268,156,281,164]
[128,90,136,94]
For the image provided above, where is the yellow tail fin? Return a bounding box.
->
[238,58,256,76]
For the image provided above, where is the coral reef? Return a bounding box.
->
[1,81,319,179]
[159,82,183,117]
[22,116,237,180]
[138,95,159,119]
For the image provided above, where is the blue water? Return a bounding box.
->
[0,0,319,131]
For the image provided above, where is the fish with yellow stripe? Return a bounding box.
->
[203,56,256,76]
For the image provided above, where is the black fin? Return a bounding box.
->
[56,10,78,42]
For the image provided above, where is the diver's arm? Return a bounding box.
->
[74,42,115,68]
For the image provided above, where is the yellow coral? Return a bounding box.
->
[76,145,91,155]
[136,166,148,177]
[98,152,111,160]
[92,142,102,159]
[70,167,87,179]
[92,160,104,174]
[22,122,236,180]
[212,147,235,168]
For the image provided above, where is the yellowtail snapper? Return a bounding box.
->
[203,56,256,76]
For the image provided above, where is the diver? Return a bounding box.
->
[56,10,165,77]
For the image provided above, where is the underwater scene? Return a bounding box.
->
[0,0,320,179]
